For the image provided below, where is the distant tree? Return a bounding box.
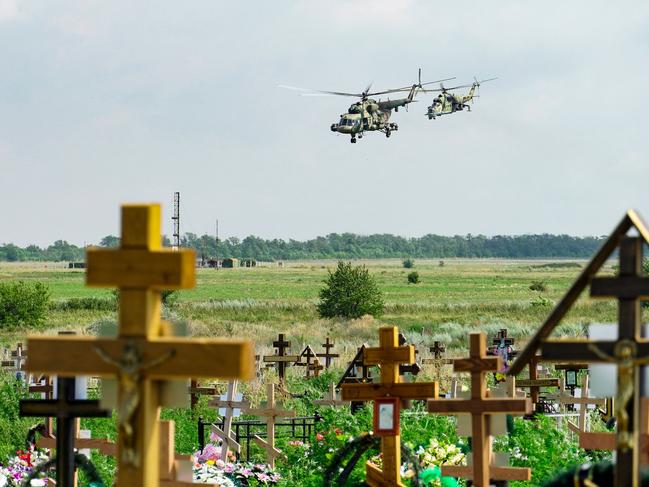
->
[0,281,50,328]
[2,244,22,262]
[407,271,420,284]
[99,235,120,248]
[402,258,415,269]
[317,261,384,319]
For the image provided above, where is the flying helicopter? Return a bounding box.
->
[280,70,454,143]
[420,77,497,120]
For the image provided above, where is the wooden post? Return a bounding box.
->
[428,333,531,487]
[342,327,438,487]
[24,204,255,487]
[319,337,339,368]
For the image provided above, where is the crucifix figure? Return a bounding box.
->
[94,341,174,466]
[20,376,112,487]
[243,383,295,468]
[342,327,438,486]
[428,333,531,487]
[25,204,254,487]
[509,211,649,487]
[208,380,250,461]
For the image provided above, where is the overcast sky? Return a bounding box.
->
[1,1,649,246]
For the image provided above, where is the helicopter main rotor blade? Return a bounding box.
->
[476,77,498,84]
[278,85,364,97]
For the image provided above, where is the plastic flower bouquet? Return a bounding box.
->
[0,448,51,486]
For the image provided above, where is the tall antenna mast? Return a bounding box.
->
[172,191,180,251]
[215,218,219,267]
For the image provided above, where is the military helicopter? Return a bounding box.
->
[280,70,454,143]
[420,77,497,120]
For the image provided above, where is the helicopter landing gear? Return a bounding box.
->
[385,129,390,138]
[350,136,356,144]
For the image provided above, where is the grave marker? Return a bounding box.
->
[428,333,531,487]
[24,204,254,487]
[509,210,649,487]
[341,327,438,486]
[20,376,112,487]
[243,383,295,468]
[263,334,298,382]
[208,380,250,461]
[318,337,339,368]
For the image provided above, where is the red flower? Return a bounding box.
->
[316,433,325,441]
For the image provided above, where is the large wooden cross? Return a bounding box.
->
[25,204,254,487]
[428,333,531,487]
[20,376,112,487]
[208,380,250,461]
[243,383,295,468]
[341,326,438,487]
[509,211,649,487]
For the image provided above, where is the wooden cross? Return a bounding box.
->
[2,342,29,381]
[263,334,298,382]
[318,337,339,368]
[188,380,221,409]
[159,420,200,486]
[314,383,350,408]
[430,341,446,359]
[516,354,559,409]
[509,212,649,487]
[342,327,438,487]
[309,357,324,377]
[398,333,421,376]
[428,333,531,487]
[20,376,112,487]
[24,204,254,487]
[493,329,514,348]
[243,383,295,468]
[554,363,589,397]
[336,345,373,389]
[208,380,250,461]
[554,375,606,433]
[295,345,319,378]
[579,398,649,465]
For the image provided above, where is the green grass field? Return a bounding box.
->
[0,258,620,360]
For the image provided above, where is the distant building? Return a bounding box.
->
[240,259,257,268]
[222,258,239,268]
[68,262,85,269]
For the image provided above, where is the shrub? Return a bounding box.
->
[112,289,178,307]
[49,296,117,312]
[0,281,50,328]
[407,271,420,284]
[317,261,384,319]
[529,280,547,292]
[402,258,415,269]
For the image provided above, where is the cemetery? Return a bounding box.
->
[1,3,645,486]
[0,205,647,486]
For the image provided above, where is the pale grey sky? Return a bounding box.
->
[1,1,649,246]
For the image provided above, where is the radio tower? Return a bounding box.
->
[172,192,180,251]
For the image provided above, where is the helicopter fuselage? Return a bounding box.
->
[329,95,413,142]
[427,84,477,120]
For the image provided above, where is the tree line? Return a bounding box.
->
[0,232,606,262]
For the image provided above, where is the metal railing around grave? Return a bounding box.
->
[198,412,322,462]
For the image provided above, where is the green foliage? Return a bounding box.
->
[529,280,547,292]
[111,289,177,307]
[317,261,384,319]
[0,373,44,460]
[407,271,420,284]
[0,281,50,328]
[49,296,117,312]
[403,258,415,269]
[0,234,607,261]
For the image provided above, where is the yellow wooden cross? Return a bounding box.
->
[341,327,438,487]
[25,204,254,487]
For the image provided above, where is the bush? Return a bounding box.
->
[402,258,415,269]
[49,296,117,312]
[0,281,50,328]
[317,261,384,319]
[529,280,547,292]
[407,271,420,284]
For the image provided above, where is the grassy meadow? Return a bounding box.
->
[0,258,620,363]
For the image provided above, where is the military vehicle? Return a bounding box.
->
[420,77,497,120]
[280,70,454,143]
